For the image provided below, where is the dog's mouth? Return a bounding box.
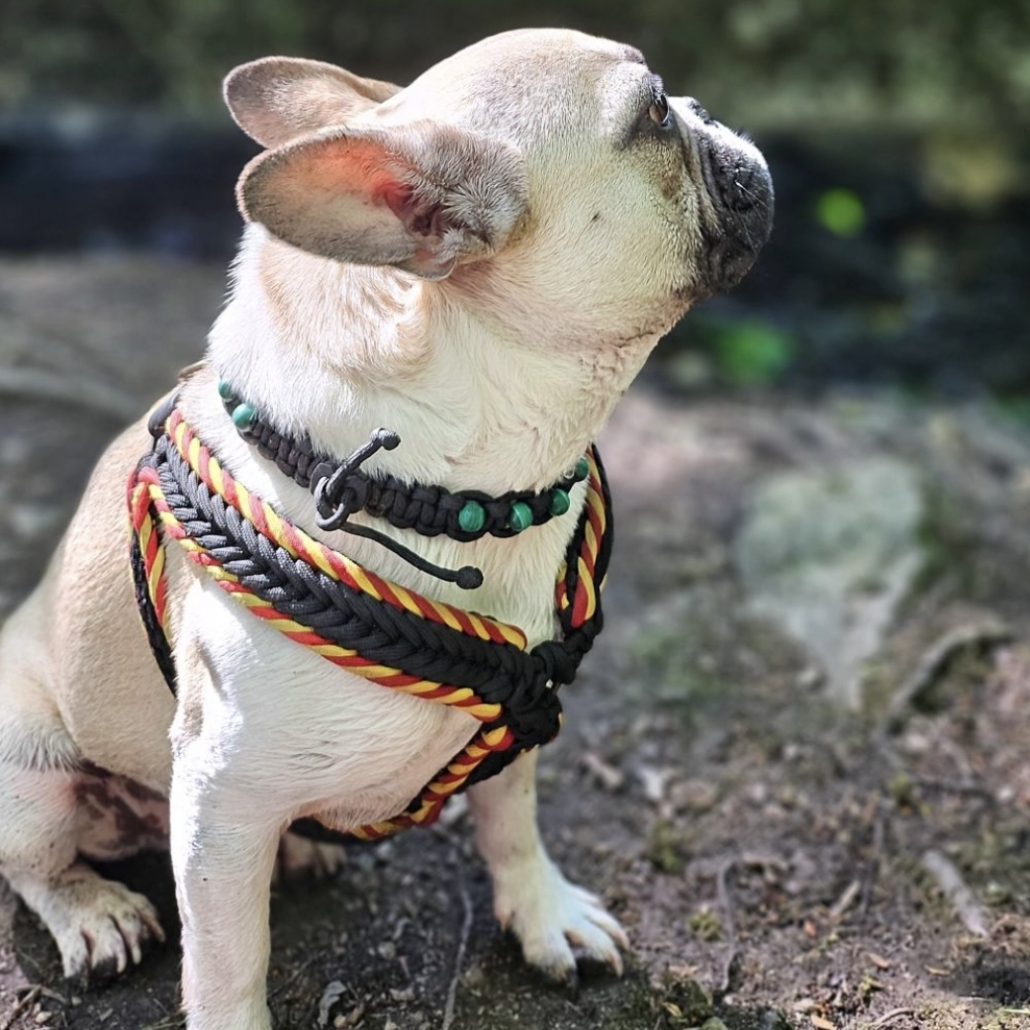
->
[694,129,774,296]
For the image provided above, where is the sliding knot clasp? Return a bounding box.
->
[314,428,400,532]
[311,427,484,590]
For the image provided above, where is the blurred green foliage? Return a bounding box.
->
[3,0,1029,130]
[816,188,866,238]
[667,317,798,389]
[4,0,1029,400]
[710,321,796,387]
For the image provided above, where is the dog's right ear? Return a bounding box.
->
[224,57,401,148]
[237,122,528,280]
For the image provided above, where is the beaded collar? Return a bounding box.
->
[215,380,590,589]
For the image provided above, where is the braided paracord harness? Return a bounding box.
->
[128,408,612,842]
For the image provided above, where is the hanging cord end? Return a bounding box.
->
[326,518,485,590]
[316,428,403,531]
[313,426,485,589]
[375,428,401,451]
[455,566,484,590]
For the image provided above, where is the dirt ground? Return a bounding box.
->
[2,256,1030,1030]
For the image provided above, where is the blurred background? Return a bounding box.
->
[3,5,1030,1030]
[2,0,1030,396]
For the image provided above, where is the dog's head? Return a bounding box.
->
[227,29,772,346]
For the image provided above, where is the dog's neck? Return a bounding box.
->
[208,227,657,495]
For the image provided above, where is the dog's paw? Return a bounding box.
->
[50,875,165,982]
[273,831,345,885]
[493,858,628,983]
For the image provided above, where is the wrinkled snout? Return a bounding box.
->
[676,96,774,295]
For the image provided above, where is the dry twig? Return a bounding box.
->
[139,1018,186,1030]
[871,1007,915,1028]
[884,621,1011,732]
[440,883,473,1030]
[920,849,989,938]
[715,857,740,995]
[581,751,625,792]
[0,986,41,1030]
[859,800,886,921]
[829,878,861,921]
[910,776,994,803]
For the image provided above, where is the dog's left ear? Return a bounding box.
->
[237,123,528,280]
[224,57,401,148]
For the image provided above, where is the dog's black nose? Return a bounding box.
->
[714,159,773,218]
[699,144,774,294]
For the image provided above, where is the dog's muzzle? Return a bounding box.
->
[692,114,774,295]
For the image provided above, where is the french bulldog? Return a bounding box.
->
[0,27,772,1030]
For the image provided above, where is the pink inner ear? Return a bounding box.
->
[381,182,442,239]
[292,138,403,203]
[379,182,414,219]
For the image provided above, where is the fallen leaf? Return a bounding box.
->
[867,951,891,970]
[638,764,674,803]
[317,981,347,1027]
[333,1002,365,1029]
[811,1016,837,1030]
[829,879,861,919]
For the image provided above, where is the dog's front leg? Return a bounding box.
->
[171,742,280,1030]
[468,750,628,983]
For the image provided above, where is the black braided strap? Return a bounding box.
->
[138,433,612,772]
[223,393,588,542]
[129,538,178,690]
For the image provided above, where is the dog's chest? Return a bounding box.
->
[170,531,563,828]
[164,388,583,827]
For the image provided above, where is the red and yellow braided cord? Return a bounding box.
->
[129,410,605,840]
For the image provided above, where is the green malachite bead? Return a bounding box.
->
[509,501,533,533]
[574,457,590,482]
[231,403,257,429]
[550,488,571,517]
[217,379,235,401]
[457,499,486,534]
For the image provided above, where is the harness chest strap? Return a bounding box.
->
[128,408,612,842]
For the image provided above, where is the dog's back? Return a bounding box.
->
[0,420,175,788]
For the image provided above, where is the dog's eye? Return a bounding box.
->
[648,91,672,130]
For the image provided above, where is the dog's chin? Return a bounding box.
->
[695,131,774,298]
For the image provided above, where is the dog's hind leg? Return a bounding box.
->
[0,589,164,980]
[469,750,629,983]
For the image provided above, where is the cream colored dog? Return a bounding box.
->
[0,28,771,1030]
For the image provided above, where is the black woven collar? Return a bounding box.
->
[214,379,590,588]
